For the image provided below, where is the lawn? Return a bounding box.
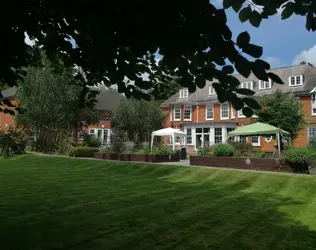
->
[1,156,316,249]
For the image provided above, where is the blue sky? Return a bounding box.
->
[214,1,316,68]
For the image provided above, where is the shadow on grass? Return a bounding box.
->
[0,157,316,249]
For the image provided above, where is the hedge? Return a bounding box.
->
[69,147,99,157]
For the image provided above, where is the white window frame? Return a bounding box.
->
[220,103,229,120]
[89,129,95,135]
[251,136,260,146]
[240,81,253,90]
[206,104,214,120]
[209,86,216,96]
[265,136,272,143]
[170,107,173,121]
[289,75,303,87]
[179,88,189,99]
[183,105,192,121]
[185,128,193,145]
[174,105,181,121]
[311,93,316,116]
[231,107,235,119]
[308,127,316,144]
[259,79,272,90]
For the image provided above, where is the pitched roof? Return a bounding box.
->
[0,87,125,111]
[161,64,316,107]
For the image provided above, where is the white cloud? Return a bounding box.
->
[24,32,35,46]
[293,45,316,65]
[264,57,284,68]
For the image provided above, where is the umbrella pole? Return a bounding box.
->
[277,132,281,155]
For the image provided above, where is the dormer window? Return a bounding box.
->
[259,79,272,90]
[209,86,216,95]
[240,81,253,90]
[289,75,303,86]
[310,87,316,116]
[179,88,189,98]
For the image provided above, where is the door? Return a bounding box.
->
[196,134,202,150]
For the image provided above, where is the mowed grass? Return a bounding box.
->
[1,156,316,249]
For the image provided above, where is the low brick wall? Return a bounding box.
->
[94,152,180,163]
[190,156,292,173]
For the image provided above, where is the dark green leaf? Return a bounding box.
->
[223,0,232,9]
[249,11,262,27]
[215,9,227,24]
[239,6,252,23]
[306,13,313,31]
[243,97,261,110]
[255,59,270,70]
[222,65,234,74]
[235,56,251,78]
[281,7,294,20]
[231,95,244,110]
[242,44,263,58]
[237,31,250,48]
[8,109,15,116]
[195,75,206,89]
[188,84,196,94]
[251,61,268,81]
[217,88,228,103]
[261,6,278,17]
[267,72,284,84]
[236,88,255,96]
[231,0,244,12]
[242,106,253,117]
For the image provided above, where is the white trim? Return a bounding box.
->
[289,75,303,87]
[179,88,189,99]
[231,107,235,119]
[183,105,192,121]
[251,136,261,146]
[206,103,214,120]
[209,86,216,96]
[185,128,194,145]
[238,109,246,118]
[311,93,316,116]
[173,105,181,121]
[220,103,229,120]
[169,107,173,121]
[240,81,253,90]
[259,79,272,90]
[265,136,272,143]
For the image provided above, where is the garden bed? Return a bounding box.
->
[190,156,292,172]
[94,152,180,163]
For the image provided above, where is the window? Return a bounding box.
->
[311,93,316,116]
[186,128,192,144]
[289,75,303,86]
[227,128,235,143]
[30,128,38,141]
[206,104,214,120]
[179,88,189,98]
[89,129,95,135]
[259,79,271,90]
[313,108,316,116]
[240,81,253,90]
[251,136,260,146]
[103,130,108,144]
[214,128,222,144]
[176,136,180,144]
[231,108,235,119]
[170,107,173,121]
[239,136,247,144]
[174,106,181,120]
[309,127,316,144]
[184,105,192,121]
[209,86,216,95]
[221,103,229,120]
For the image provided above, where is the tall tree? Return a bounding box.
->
[256,91,306,139]
[1,0,316,113]
[111,99,166,145]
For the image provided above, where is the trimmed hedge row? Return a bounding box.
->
[69,147,99,157]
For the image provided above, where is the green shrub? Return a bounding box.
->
[0,126,29,156]
[124,141,135,153]
[55,135,73,155]
[197,146,213,156]
[283,147,316,172]
[152,145,175,155]
[229,141,253,151]
[212,144,235,157]
[83,134,101,148]
[99,146,115,153]
[69,147,99,157]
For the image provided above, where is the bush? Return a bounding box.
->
[55,135,73,155]
[0,126,29,156]
[69,147,99,157]
[99,146,115,153]
[124,141,135,153]
[283,147,316,172]
[197,146,213,156]
[229,141,253,152]
[152,145,175,155]
[110,129,126,153]
[212,144,235,157]
[83,134,101,148]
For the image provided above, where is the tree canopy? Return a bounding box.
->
[2,0,316,115]
[256,91,306,139]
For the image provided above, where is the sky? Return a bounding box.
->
[214,0,316,68]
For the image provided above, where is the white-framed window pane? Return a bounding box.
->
[309,127,316,143]
[180,89,188,98]
[186,128,192,144]
[313,108,316,115]
[221,103,229,119]
[251,136,260,146]
[296,76,301,85]
[231,108,235,118]
[103,130,108,144]
[174,106,181,120]
[214,128,222,144]
[241,81,253,90]
[89,129,95,134]
[312,94,316,103]
[290,76,295,85]
[176,136,180,144]
[184,105,191,120]
[170,107,173,121]
[227,128,235,143]
[209,86,215,95]
[206,104,213,120]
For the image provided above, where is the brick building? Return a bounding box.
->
[161,64,316,152]
[0,87,125,145]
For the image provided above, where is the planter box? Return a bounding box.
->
[94,152,180,163]
[190,156,292,172]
